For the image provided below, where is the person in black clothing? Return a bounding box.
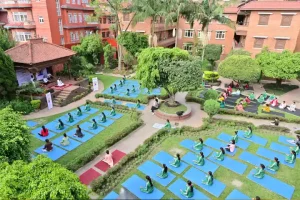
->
[74,125,84,138]
[271,118,279,126]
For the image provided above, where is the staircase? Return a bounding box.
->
[53,90,72,107]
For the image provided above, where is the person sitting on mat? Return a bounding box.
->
[218,95,225,102]
[136,100,141,109]
[110,107,116,116]
[253,164,265,179]
[193,138,204,151]
[85,102,91,111]
[270,118,279,126]
[100,112,107,123]
[270,97,279,107]
[202,171,213,186]
[169,153,181,167]
[126,88,130,96]
[229,81,234,88]
[268,93,276,102]
[151,98,159,114]
[89,119,98,130]
[236,103,244,112]
[77,107,82,116]
[39,126,49,137]
[57,78,65,87]
[132,85,136,93]
[103,150,114,167]
[244,96,251,104]
[220,100,226,108]
[193,152,205,166]
[60,133,70,146]
[74,125,84,138]
[225,140,236,152]
[262,92,268,99]
[67,113,74,123]
[232,131,239,143]
[157,163,168,179]
[214,147,225,161]
[231,89,241,96]
[114,84,117,91]
[110,86,114,94]
[268,157,280,172]
[42,139,53,152]
[111,96,117,105]
[257,95,265,104]
[262,104,271,113]
[164,119,171,130]
[180,180,194,198]
[119,80,123,87]
[287,102,296,112]
[249,92,255,101]
[290,143,300,155]
[243,83,249,90]
[227,86,232,94]
[123,75,126,84]
[140,176,153,194]
[243,126,253,138]
[279,101,287,109]
[56,119,65,130]
[223,92,228,99]
[285,150,296,164]
[287,135,300,146]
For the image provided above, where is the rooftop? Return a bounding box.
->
[240,1,300,11]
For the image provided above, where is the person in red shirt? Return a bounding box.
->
[39,126,49,137]
[245,96,251,104]
[227,86,232,94]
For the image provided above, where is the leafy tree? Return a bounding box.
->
[218,55,261,82]
[204,89,219,100]
[0,156,89,199]
[103,44,117,69]
[0,48,17,99]
[256,48,300,86]
[228,49,251,57]
[0,107,30,163]
[123,53,135,68]
[0,27,15,51]
[198,44,222,64]
[117,32,148,57]
[72,34,103,65]
[204,99,220,119]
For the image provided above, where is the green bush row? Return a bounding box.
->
[0,99,34,115]
[258,125,291,133]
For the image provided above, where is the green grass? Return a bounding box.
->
[159,103,188,114]
[257,105,300,121]
[112,125,299,199]
[90,74,120,89]
[264,83,299,96]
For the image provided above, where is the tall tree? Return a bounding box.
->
[0,27,15,51]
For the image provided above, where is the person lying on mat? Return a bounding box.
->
[56,119,65,130]
[136,100,141,108]
[110,86,114,94]
[57,78,65,87]
[202,171,213,186]
[257,95,265,104]
[39,126,49,137]
[60,133,70,146]
[214,147,225,161]
[42,139,53,152]
[285,150,296,164]
[164,119,171,130]
[157,163,168,179]
[279,101,287,109]
[268,157,280,172]
[67,113,74,123]
[287,102,296,112]
[180,180,194,198]
[85,102,91,111]
[114,84,117,91]
[169,153,181,167]
[270,118,279,126]
[225,140,236,152]
[231,89,241,96]
[140,176,154,194]
[110,107,116,116]
[119,80,123,87]
[236,103,244,112]
[132,85,136,93]
[77,107,82,116]
[220,100,226,108]
[262,104,271,113]
[89,119,98,130]
[290,143,300,155]
[227,86,232,94]
[253,164,265,179]
[193,138,204,151]
[100,112,107,123]
[193,152,205,166]
[249,92,255,101]
[243,126,253,138]
[74,125,84,138]
[103,150,114,167]
[232,131,239,143]
[270,98,279,107]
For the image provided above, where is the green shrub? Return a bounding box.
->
[30,100,41,110]
[10,100,33,115]
[204,99,220,118]
[258,125,290,133]
[203,71,220,82]
[295,130,300,135]
[204,89,219,100]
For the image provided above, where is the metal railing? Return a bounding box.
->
[236,21,249,26]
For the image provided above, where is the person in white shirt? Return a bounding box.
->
[231,89,241,96]
[287,102,296,112]
[43,75,49,84]
[279,101,287,109]
[57,78,65,87]
[151,98,159,114]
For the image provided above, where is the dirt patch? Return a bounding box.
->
[169,148,184,155]
[232,179,243,188]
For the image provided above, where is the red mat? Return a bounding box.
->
[79,168,101,185]
[94,149,126,172]
[51,84,72,90]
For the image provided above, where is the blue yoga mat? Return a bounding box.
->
[168,178,210,200]
[217,132,250,150]
[122,174,165,199]
[70,111,90,121]
[256,147,295,168]
[104,99,122,105]
[239,151,276,174]
[97,118,115,127]
[31,128,56,141]
[119,92,139,98]
[34,145,67,161]
[180,139,213,157]
[278,135,296,146]
[103,110,123,119]
[103,191,118,200]
[208,153,247,175]
[61,114,80,126]
[80,121,105,135]
[204,138,236,156]
[182,151,219,173]
[237,130,267,146]
[44,120,69,133]
[80,107,99,115]
[138,160,176,187]
[152,151,189,174]
[27,120,38,127]
[247,169,294,199]
[126,103,146,111]
[52,136,82,151]
[183,167,226,197]
[270,142,300,158]
[225,189,250,200]
[66,129,95,143]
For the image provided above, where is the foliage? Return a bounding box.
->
[123,53,135,68]
[258,125,290,133]
[201,59,213,71]
[263,83,299,96]
[0,27,15,51]
[72,91,90,102]
[185,90,205,105]
[103,44,117,69]
[228,49,251,57]
[295,130,300,135]
[203,71,220,82]
[72,34,103,65]
[198,44,222,64]
[16,82,45,97]
[218,55,261,82]
[0,156,89,199]
[117,32,148,57]
[0,107,30,163]
[256,48,300,85]
[31,100,41,110]
[63,56,96,78]
[159,103,188,114]
[10,100,34,115]
[0,48,17,100]
[204,89,219,100]
[203,99,220,118]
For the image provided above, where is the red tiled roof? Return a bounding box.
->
[5,38,75,65]
[240,1,300,11]
[224,7,239,14]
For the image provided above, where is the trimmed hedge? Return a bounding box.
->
[295,130,300,135]
[258,125,290,133]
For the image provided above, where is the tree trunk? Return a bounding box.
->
[192,29,198,56]
[175,9,180,48]
[150,18,155,47]
[276,78,282,86]
[201,27,209,62]
[164,86,175,104]
[118,44,122,71]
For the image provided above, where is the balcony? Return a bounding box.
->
[0,0,32,8]
[235,22,248,36]
[155,23,176,31]
[23,20,35,29]
[63,23,99,29]
[60,4,94,11]
[4,20,35,29]
[157,37,175,47]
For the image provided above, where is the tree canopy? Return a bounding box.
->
[228,49,251,57]
[0,107,31,163]
[218,55,261,82]
[204,99,220,118]
[256,48,300,85]
[103,44,117,69]
[0,28,15,51]
[199,44,222,64]
[117,32,148,57]
[0,156,89,199]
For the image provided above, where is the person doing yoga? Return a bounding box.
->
[169,153,181,167]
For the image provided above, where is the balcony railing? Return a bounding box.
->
[236,21,249,26]
[157,37,175,47]
[0,0,32,8]
[4,20,35,29]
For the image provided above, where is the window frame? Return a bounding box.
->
[215,31,226,40]
[184,29,193,38]
[39,16,44,23]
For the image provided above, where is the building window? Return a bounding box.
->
[14,32,31,42]
[108,16,115,24]
[183,43,193,51]
[72,0,76,4]
[85,30,89,36]
[102,17,107,24]
[39,16,44,23]
[215,31,226,39]
[258,14,270,25]
[80,31,84,38]
[73,14,77,23]
[70,32,76,42]
[83,14,89,22]
[60,37,65,45]
[198,31,211,41]
[75,32,79,41]
[184,30,193,38]
[106,32,110,38]
[253,38,265,48]
[77,0,80,5]
[123,13,130,21]
[13,12,28,22]
[78,13,82,23]
[82,0,88,3]
[102,32,106,38]
[68,13,72,23]
[66,0,70,3]
[275,39,287,50]
[281,15,293,26]
[55,0,61,16]
[58,19,63,35]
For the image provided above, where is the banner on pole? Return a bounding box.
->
[92,77,99,91]
[46,92,53,110]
